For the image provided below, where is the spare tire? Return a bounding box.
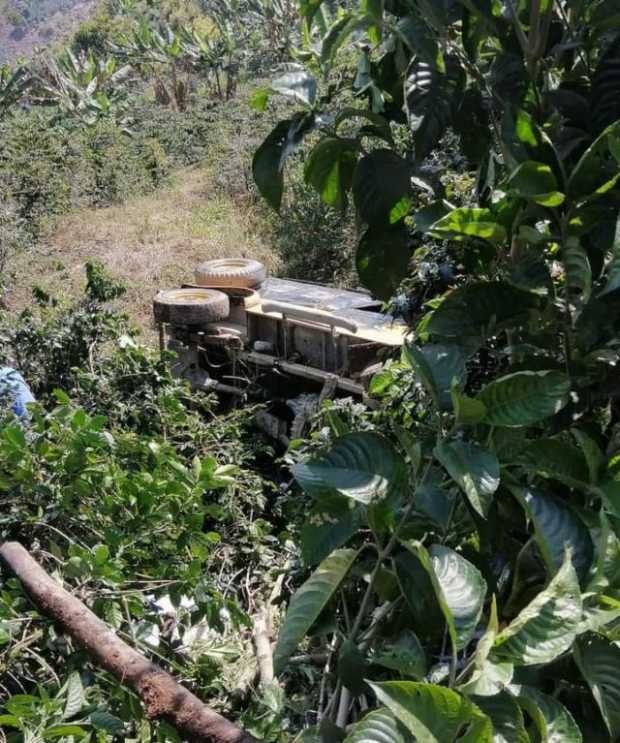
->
[194,258,267,288]
[154,288,230,325]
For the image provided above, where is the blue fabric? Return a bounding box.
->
[0,367,35,417]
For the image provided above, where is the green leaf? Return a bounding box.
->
[271,70,317,107]
[273,548,359,674]
[352,149,411,224]
[452,382,487,425]
[357,223,411,301]
[472,693,529,743]
[252,115,315,211]
[401,542,487,651]
[509,486,593,583]
[477,371,570,428]
[513,686,582,742]
[507,161,565,207]
[300,0,327,28]
[406,55,466,162]
[459,598,515,698]
[293,432,406,505]
[44,726,88,739]
[304,137,359,211]
[301,493,364,566]
[321,13,367,66]
[395,550,447,639]
[564,236,592,304]
[89,710,125,733]
[598,213,620,297]
[372,630,426,679]
[492,551,582,666]
[429,544,487,648]
[369,681,493,742]
[424,282,538,340]
[403,343,468,410]
[574,633,620,739]
[250,87,270,111]
[338,639,369,695]
[515,438,590,489]
[434,440,500,518]
[568,121,620,199]
[345,707,410,743]
[335,107,393,142]
[430,208,507,245]
[63,672,85,720]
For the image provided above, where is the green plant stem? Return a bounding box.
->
[349,455,435,642]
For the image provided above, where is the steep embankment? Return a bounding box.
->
[0,0,97,62]
[4,163,279,333]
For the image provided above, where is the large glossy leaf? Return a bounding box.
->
[508,486,593,583]
[369,681,493,742]
[352,149,411,224]
[372,630,427,679]
[460,598,515,698]
[271,70,317,107]
[401,541,486,651]
[507,161,565,207]
[434,440,500,518]
[424,283,538,340]
[430,207,507,245]
[567,120,620,199]
[598,214,620,297]
[405,55,466,162]
[472,693,529,743]
[253,114,314,210]
[395,550,446,639]
[515,437,590,488]
[429,544,487,648]
[492,552,582,666]
[273,548,358,674]
[321,13,367,65]
[293,432,406,505]
[452,384,487,426]
[345,707,411,743]
[304,137,359,211]
[513,686,582,742]
[564,236,592,304]
[63,672,85,720]
[477,371,570,428]
[591,41,620,134]
[403,343,468,410]
[357,223,411,301]
[574,633,620,739]
[300,493,364,565]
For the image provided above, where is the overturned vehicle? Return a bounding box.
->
[153,259,408,441]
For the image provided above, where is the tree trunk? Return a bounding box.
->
[0,542,259,743]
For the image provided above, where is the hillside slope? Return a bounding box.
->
[0,0,96,61]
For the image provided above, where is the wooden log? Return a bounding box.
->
[0,542,259,743]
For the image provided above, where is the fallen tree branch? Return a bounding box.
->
[252,606,274,688]
[0,542,259,743]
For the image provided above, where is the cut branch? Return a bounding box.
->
[0,542,259,743]
[253,606,274,688]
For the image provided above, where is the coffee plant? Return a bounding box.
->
[252,0,620,739]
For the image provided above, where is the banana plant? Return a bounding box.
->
[35,49,131,125]
[0,64,29,118]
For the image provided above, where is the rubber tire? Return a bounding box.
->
[154,288,230,325]
[194,258,267,288]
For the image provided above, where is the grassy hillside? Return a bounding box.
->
[0,0,97,61]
